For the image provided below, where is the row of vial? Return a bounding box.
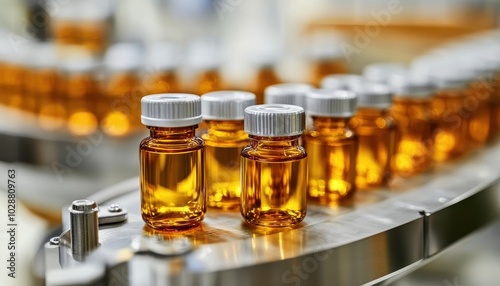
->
[140,30,500,230]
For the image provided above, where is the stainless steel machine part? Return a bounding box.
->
[43,143,500,286]
[70,200,99,262]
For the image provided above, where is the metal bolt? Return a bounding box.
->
[49,237,60,245]
[108,204,122,213]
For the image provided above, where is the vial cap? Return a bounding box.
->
[264,83,313,108]
[352,83,392,109]
[430,68,472,91]
[141,93,202,127]
[201,91,256,120]
[244,104,305,137]
[321,74,363,90]
[363,63,407,84]
[306,89,357,117]
[388,72,435,98]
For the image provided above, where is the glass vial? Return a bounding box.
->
[389,73,435,176]
[430,70,470,162]
[349,83,396,189]
[140,94,205,231]
[303,89,358,202]
[363,63,406,84]
[241,104,307,227]
[254,65,281,104]
[467,67,494,145]
[264,83,313,129]
[201,91,256,210]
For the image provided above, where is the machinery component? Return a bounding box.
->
[70,199,99,262]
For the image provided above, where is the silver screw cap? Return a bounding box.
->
[201,91,256,120]
[388,72,435,98]
[141,93,202,127]
[264,83,313,108]
[244,104,305,137]
[321,74,362,90]
[352,83,393,109]
[306,89,357,117]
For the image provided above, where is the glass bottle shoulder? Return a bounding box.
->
[140,136,204,153]
[241,138,306,163]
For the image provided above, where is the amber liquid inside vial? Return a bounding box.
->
[196,69,221,95]
[349,108,396,189]
[303,117,357,202]
[202,120,248,210]
[467,80,492,146]
[145,71,180,94]
[241,136,307,227]
[140,126,206,230]
[431,89,469,162]
[391,97,435,176]
[64,73,99,136]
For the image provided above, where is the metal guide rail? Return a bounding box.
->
[43,143,500,286]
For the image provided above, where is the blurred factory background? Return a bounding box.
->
[0,0,499,285]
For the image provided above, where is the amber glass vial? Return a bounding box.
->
[144,42,181,94]
[140,94,205,231]
[389,73,436,176]
[254,65,281,104]
[303,89,358,202]
[349,83,396,189]
[241,104,307,227]
[467,67,494,145]
[201,91,256,209]
[62,60,100,136]
[430,70,470,162]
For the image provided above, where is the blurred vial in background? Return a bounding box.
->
[389,72,435,177]
[0,42,27,110]
[251,42,282,104]
[201,91,255,210]
[363,62,407,85]
[30,43,66,131]
[349,82,395,189]
[321,74,363,90]
[463,56,494,147]
[308,31,348,87]
[303,89,358,202]
[144,42,181,95]
[61,57,100,136]
[102,43,144,137]
[429,68,471,162]
[50,0,112,56]
[187,37,223,95]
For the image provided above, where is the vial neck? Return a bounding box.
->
[249,135,301,148]
[311,116,351,130]
[149,126,197,140]
[207,120,245,135]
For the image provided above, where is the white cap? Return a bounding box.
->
[141,94,202,127]
[306,89,357,117]
[105,43,143,72]
[363,63,407,84]
[201,91,256,120]
[388,72,435,98]
[321,74,363,90]
[264,83,313,108]
[244,104,305,137]
[146,42,181,71]
[430,68,473,91]
[352,83,393,109]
